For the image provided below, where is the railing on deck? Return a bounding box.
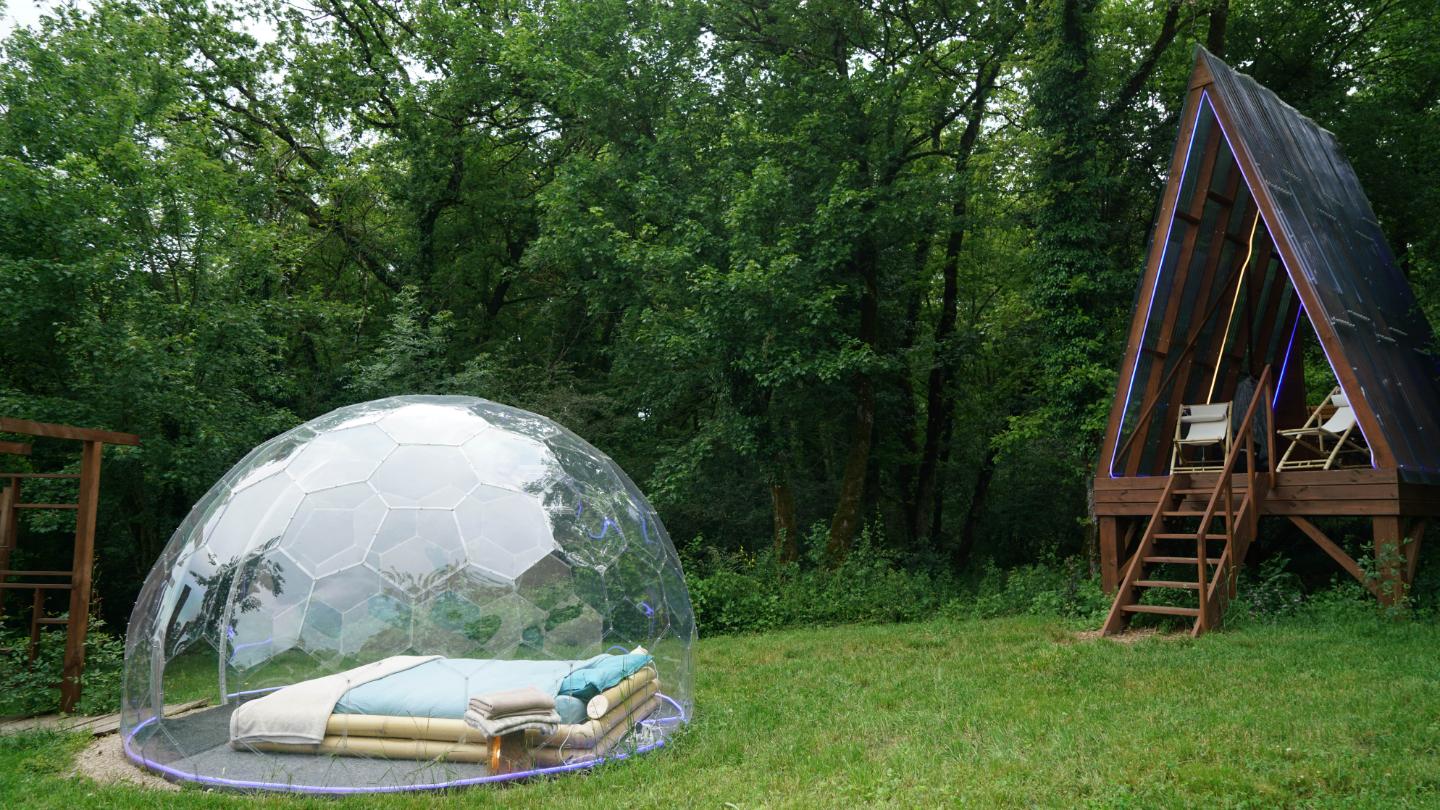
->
[1194,364,1274,633]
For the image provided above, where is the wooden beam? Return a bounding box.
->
[1124,120,1229,476]
[1099,517,1120,594]
[1373,516,1405,606]
[0,441,31,456]
[1288,516,1381,600]
[0,418,139,447]
[0,485,13,620]
[60,441,103,713]
[1405,518,1427,586]
[1097,70,1214,478]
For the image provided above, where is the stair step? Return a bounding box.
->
[1175,488,1246,496]
[1143,555,1223,565]
[1153,532,1227,541]
[1162,510,1210,517]
[1135,580,1201,589]
[1121,604,1201,617]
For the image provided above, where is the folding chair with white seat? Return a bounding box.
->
[1170,402,1232,473]
[1276,387,1367,470]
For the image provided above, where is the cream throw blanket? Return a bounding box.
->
[230,655,440,747]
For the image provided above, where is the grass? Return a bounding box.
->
[3,612,1439,808]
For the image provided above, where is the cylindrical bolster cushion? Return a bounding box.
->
[248,735,491,763]
[586,665,658,720]
[530,694,661,767]
[540,679,659,749]
[323,713,488,744]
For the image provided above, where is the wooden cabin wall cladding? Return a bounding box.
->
[1095,49,1440,635]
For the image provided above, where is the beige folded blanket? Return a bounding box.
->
[463,708,560,737]
[540,679,660,749]
[468,686,555,717]
[229,655,440,746]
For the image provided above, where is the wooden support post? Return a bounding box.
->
[28,588,44,663]
[60,441,103,713]
[1373,516,1405,607]
[1405,518,1427,588]
[1099,517,1120,594]
[0,483,15,621]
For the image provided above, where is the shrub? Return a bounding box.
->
[0,615,126,717]
[684,524,1107,635]
[947,556,1109,623]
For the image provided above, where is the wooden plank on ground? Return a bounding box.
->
[0,699,208,737]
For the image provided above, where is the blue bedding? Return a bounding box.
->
[332,653,653,719]
[334,657,604,719]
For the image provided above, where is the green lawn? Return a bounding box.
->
[4,614,1439,808]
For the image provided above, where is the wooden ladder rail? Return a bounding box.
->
[1193,364,1275,634]
[1101,474,1181,635]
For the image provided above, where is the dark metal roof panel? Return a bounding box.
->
[1199,49,1440,479]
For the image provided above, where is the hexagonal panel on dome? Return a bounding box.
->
[227,427,316,492]
[226,551,314,671]
[339,593,412,658]
[202,471,305,569]
[459,484,555,579]
[368,508,467,594]
[285,424,396,492]
[376,399,489,445]
[280,483,386,578]
[370,444,479,508]
[468,400,560,441]
[122,395,695,793]
[412,582,511,659]
[460,428,554,493]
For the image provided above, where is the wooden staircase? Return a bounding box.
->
[1103,366,1276,636]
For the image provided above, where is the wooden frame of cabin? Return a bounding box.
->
[0,418,140,712]
[1094,49,1440,633]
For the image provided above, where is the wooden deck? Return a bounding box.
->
[1096,468,1440,518]
[1094,467,1440,604]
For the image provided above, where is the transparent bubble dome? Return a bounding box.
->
[121,396,695,792]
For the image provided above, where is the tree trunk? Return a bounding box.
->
[1207,0,1229,57]
[894,239,933,545]
[954,442,1000,566]
[912,209,964,543]
[827,249,880,563]
[911,85,996,543]
[771,478,799,563]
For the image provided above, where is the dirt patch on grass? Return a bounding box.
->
[1068,627,1171,645]
[69,702,212,792]
[70,732,179,792]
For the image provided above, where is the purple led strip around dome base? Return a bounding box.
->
[122,692,687,794]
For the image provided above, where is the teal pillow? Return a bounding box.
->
[557,653,653,701]
[554,695,587,725]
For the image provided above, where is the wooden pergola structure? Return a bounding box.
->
[1094,49,1440,635]
[0,417,139,712]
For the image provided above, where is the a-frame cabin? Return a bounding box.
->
[1095,48,1440,635]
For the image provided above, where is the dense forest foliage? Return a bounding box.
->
[2,0,1438,626]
